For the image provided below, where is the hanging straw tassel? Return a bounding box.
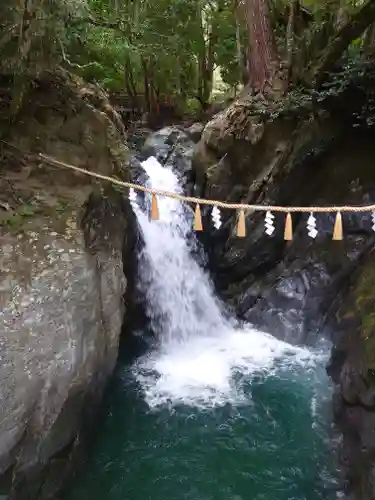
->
[151,193,159,220]
[284,212,293,241]
[332,212,343,241]
[237,209,246,237]
[193,204,203,231]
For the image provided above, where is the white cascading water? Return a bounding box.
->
[131,156,325,408]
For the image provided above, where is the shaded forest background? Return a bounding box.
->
[1,0,375,124]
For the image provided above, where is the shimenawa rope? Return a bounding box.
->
[37,153,375,214]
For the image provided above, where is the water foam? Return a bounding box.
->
[131,156,326,408]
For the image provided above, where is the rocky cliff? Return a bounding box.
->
[0,72,137,499]
[192,74,375,497]
[328,252,375,499]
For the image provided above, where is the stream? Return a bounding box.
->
[67,154,339,500]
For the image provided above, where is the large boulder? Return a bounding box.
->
[185,122,205,143]
[140,126,195,179]
[0,73,137,499]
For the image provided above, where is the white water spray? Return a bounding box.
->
[131,157,327,407]
[131,156,231,344]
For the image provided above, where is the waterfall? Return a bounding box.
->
[130,157,325,408]
[131,156,232,344]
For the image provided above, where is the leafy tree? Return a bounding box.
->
[2,0,375,115]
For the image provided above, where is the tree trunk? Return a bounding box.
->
[234,11,248,86]
[363,21,375,55]
[124,56,138,117]
[235,15,242,79]
[240,0,283,94]
[197,48,206,108]
[141,57,151,113]
[196,4,211,110]
[286,0,299,85]
[202,24,218,106]
[150,82,160,115]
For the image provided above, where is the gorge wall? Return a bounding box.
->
[191,83,375,498]
[0,72,138,499]
[2,65,375,499]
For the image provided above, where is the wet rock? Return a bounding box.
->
[328,253,375,499]
[140,126,195,178]
[198,112,375,345]
[185,122,205,143]
[127,127,153,152]
[128,155,149,187]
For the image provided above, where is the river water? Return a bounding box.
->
[68,157,339,500]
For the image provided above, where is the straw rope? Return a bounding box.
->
[38,153,375,214]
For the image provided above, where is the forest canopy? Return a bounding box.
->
[1,0,375,115]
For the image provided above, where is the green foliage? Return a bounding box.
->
[0,0,87,75]
[66,0,242,103]
[215,7,242,88]
[0,203,38,230]
[0,0,241,108]
[1,0,375,113]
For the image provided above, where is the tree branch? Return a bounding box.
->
[58,37,98,70]
[312,0,375,86]
[67,14,172,40]
[68,15,124,31]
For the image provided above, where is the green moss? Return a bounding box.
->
[0,197,76,234]
[0,204,38,230]
[206,164,219,179]
[362,312,375,339]
[55,199,72,214]
[353,260,375,368]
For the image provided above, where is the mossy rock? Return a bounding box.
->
[352,259,375,369]
[0,70,132,236]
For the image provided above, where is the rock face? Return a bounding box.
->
[140,126,196,179]
[192,90,375,497]
[136,126,202,204]
[185,122,205,143]
[328,253,375,499]
[0,73,137,499]
[131,124,211,205]
[192,96,375,343]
